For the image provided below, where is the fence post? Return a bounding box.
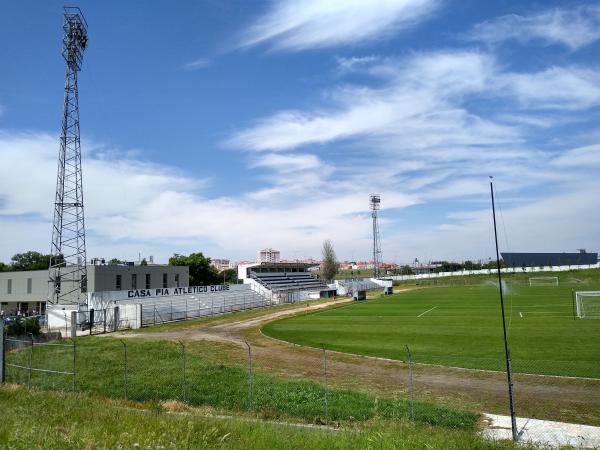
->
[27,333,33,389]
[406,345,415,421]
[178,341,186,403]
[321,343,328,421]
[72,337,77,392]
[103,309,107,334]
[244,339,253,410]
[113,306,120,332]
[0,321,5,383]
[120,340,128,399]
[170,301,173,321]
[89,309,94,336]
[71,311,77,339]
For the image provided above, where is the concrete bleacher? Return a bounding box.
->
[115,288,268,327]
[335,278,382,295]
[251,271,329,292]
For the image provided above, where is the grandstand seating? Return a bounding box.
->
[336,278,381,293]
[250,271,329,292]
[115,288,268,326]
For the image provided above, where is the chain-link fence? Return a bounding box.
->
[1,332,477,429]
[1,320,598,447]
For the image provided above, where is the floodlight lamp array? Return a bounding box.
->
[62,7,88,71]
[370,194,381,211]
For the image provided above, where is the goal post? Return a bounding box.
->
[575,291,600,319]
[528,276,558,287]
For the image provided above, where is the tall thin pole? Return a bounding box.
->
[490,178,518,441]
[49,7,89,306]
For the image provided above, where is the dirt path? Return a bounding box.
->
[122,298,353,344]
[116,297,600,426]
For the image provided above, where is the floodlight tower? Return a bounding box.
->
[49,7,89,305]
[370,194,382,278]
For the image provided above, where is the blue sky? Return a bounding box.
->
[0,0,599,264]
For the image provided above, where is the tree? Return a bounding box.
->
[109,258,123,265]
[169,252,220,286]
[220,268,238,284]
[0,262,10,272]
[463,260,481,271]
[140,258,148,266]
[9,251,62,271]
[400,265,414,275]
[321,239,339,282]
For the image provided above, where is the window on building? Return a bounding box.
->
[162,273,168,288]
[7,279,12,295]
[175,273,180,287]
[116,275,122,290]
[27,278,32,294]
[145,274,151,289]
[131,273,137,290]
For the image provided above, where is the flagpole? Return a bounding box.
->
[490,177,518,441]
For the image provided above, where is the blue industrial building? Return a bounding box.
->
[501,251,598,268]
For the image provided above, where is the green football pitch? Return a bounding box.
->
[262,271,600,378]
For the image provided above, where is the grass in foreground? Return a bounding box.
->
[263,270,600,378]
[0,386,517,450]
[5,338,477,429]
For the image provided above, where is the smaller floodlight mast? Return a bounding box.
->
[370,194,383,278]
[49,7,89,306]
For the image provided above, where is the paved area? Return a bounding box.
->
[482,413,600,448]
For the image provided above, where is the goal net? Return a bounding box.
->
[528,277,558,286]
[575,291,600,319]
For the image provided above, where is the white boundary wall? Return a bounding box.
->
[389,263,599,282]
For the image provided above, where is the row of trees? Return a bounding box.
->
[0,251,63,272]
[393,260,506,276]
[168,253,237,286]
[1,245,340,285]
[0,250,237,286]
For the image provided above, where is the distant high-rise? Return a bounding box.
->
[257,248,281,263]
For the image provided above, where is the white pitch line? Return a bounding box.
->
[519,312,523,318]
[418,306,438,317]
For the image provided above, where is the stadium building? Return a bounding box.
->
[0,263,188,316]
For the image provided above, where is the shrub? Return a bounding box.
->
[5,316,41,336]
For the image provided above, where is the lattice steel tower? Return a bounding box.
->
[370,194,382,278]
[49,7,89,305]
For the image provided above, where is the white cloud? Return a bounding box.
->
[237,0,441,51]
[388,182,600,262]
[550,144,600,168]
[227,52,600,156]
[182,58,211,70]
[251,152,323,173]
[225,51,512,152]
[0,131,418,262]
[467,5,600,50]
[500,67,600,110]
[221,50,600,261]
